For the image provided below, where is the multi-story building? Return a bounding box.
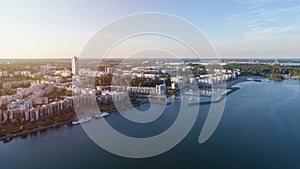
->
[98,91,127,104]
[71,56,78,75]
[0,98,73,123]
[127,84,166,95]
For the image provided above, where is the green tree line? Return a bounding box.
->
[226,64,300,80]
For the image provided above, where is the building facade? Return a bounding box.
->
[71,56,78,75]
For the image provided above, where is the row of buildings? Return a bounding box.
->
[0,99,73,122]
[0,57,240,124]
[71,83,167,104]
[0,70,32,78]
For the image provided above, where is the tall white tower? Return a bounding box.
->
[71,56,78,75]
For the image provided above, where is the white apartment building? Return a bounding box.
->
[126,84,166,95]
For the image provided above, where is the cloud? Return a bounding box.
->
[279,5,300,13]
[236,0,279,5]
[244,26,297,39]
[226,2,300,39]
[220,1,300,58]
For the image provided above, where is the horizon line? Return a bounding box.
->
[1,57,300,60]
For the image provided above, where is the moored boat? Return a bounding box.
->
[72,116,92,125]
[94,112,110,118]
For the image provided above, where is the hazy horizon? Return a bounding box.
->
[1,57,300,60]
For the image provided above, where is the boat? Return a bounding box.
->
[101,112,110,117]
[94,112,110,118]
[72,116,92,125]
[71,121,80,125]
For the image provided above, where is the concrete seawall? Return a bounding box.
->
[188,87,240,106]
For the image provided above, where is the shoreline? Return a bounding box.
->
[0,102,146,143]
[0,119,72,143]
[188,87,240,106]
[213,75,264,89]
[189,75,265,106]
[0,76,264,143]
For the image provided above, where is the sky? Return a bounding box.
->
[1,0,300,59]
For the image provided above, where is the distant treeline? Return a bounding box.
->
[226,64,300,80]
[0,60,70,73]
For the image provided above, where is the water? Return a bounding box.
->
[1,80,300,169]
[281,62,300,66]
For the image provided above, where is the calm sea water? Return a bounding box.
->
[1,80,300,169]
[281,62,300,66]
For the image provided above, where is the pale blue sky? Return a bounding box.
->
[1,0,300,58]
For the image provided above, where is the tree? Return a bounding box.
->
[21,118,26,125]
[41,116,47,122]
[31,117,36,124]
[2,119,8,126]
[11,119,17,126]
[20,125,24,131]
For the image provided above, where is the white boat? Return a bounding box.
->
[94,112,110,118]
[72,116,92,125]
[101,112,110,117]
[71,121,80,125]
